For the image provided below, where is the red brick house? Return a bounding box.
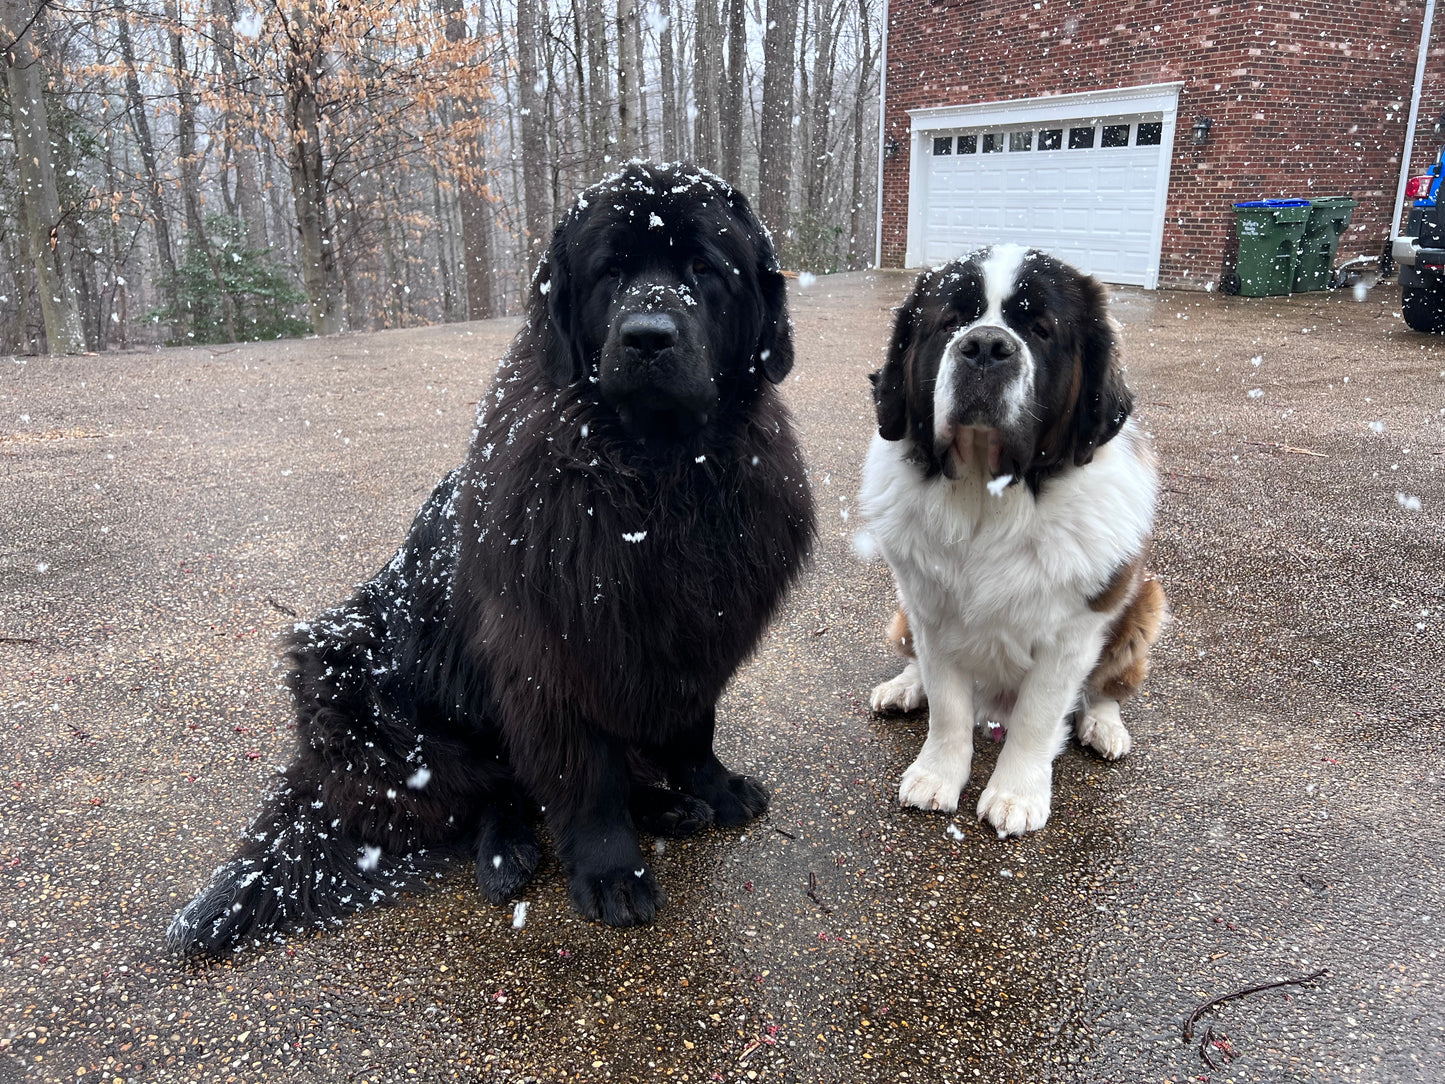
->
[876,0,1443,289]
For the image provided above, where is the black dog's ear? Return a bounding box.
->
[872,285,926,441]
[533,236,587,389]
[1069,279,1133,465]
[728,188,793,383]
[756,262,795,383]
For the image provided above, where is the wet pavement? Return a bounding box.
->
[1,272,1441,1083]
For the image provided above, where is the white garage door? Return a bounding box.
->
[905,85,1182,288]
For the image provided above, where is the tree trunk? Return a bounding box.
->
[691,0,720,171]
[113,0,182,334]
[803,0,840,268]
[720,0,744,183]
[167,0,236,341]
[616,0,641,159]
[210,0,268,248]
[443,0,496,319]
[657,0,679,161]
[632,0,650,156]
[284,3,344,335]
[757,0,798,252]
[849,0,875,269]
[585,0,611,172]
[516,0,552,261]
[2,0,87,354]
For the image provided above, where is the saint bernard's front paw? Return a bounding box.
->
[870,661,926,714]
[976,768,1051,837]
[898,750,970,813]
[1076,699,1132,760]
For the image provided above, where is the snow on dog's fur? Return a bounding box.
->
[860,245,1166,837]
[168,162,815,954]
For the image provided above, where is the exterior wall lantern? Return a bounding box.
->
[883,136,900,161]
[1191,116,1213,145]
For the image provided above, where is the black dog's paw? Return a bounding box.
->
[631,784,714,839]
[567,863,666,927]
[475,811,542,905]
[707,773,770,827]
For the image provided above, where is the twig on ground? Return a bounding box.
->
[1244,440,1328,458]
[1182,967,1329,1040]
[266,597,300,618]
[806,871,832,914]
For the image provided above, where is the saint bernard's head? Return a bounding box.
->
[870,245,1133,492]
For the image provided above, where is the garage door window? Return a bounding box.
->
[1102,124,1130,148]
[957,134,977,154]
[1038,128,1063,150]
[1009,131,1033,152]
[1137,122,1163,145]
[933,136,952,155]
[981,133,1004,153]
[1068,126,1096,149]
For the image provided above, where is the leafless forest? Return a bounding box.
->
[0,0,882,354]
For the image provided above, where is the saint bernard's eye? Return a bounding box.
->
[1032,319,1053,340]
[939,311,962,333]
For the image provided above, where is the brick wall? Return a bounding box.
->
[880,0,1445,288]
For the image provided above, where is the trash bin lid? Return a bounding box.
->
[1234,199,1311,208]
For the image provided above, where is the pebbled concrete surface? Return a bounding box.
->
[1,273,1441,1083]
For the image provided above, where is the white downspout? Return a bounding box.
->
[1392,0,1436,239]
[873,0,890,268]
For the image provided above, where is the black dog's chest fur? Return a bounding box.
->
[452,361,813,742]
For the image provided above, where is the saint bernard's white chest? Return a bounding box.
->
[859,420,1157,686]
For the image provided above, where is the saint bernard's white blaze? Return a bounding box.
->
[931,244,1037,448]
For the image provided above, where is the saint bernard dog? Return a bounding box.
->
[858,245,1166,838]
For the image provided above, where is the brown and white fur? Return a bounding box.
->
[859,245,1166,837]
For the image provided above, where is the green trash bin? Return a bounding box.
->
[1232,200,1310,297]
[1292,196,1358,292]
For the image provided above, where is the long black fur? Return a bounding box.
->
[168,162,816,955]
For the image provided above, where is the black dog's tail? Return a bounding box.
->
[165,772,451,957]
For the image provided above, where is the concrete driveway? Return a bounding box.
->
[1,272,1441,1083]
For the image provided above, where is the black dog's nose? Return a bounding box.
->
[620,312,679,357]
[956,326,1018,369]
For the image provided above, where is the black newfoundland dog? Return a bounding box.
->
[167,162,816,954]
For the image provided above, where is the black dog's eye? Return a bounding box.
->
[692,258,712,276]
[606,264,624,278]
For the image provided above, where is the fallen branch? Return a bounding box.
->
[1182,967,1329,1040]
[1244,440,1328,458]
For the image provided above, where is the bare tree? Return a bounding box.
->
[114,0,182,331]
[719,0,744,183]
[210,0,269,248]
[656,0,680,160]
[4,0,88,353]
[848,0,877,269]
[616,0,641,158]
[692,0,720,170]
[757,0,798,248]
[517,0,552,261]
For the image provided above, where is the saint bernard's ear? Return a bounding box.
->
[1069,284,1133,466]
[872,270,938,442]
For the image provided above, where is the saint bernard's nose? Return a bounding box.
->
[954,325,1018,370]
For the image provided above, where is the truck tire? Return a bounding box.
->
[1403,281,1445,333]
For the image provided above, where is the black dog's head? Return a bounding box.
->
[870,245,1132,490]
[528,161,793,442]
